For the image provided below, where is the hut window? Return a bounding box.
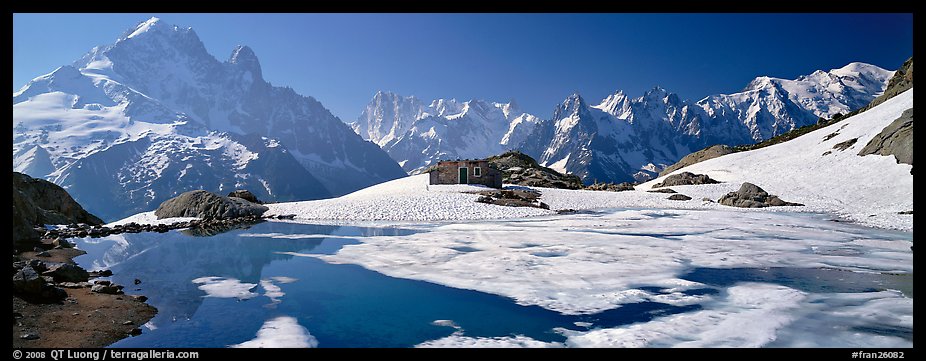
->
[473,167,482,177]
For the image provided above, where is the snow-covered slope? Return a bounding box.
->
[13,17,405,220]
[351,91,542,172]
[641,88,914,231]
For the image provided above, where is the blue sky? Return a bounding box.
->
[13,13,913,121]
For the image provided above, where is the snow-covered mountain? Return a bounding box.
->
[12,17,405,220]
[351,91,542,172]
[352,63,891,184]
[520,88,707,183]
[520,63,894,184]
[698,62,894,142]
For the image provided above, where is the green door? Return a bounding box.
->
[459,167,468,184]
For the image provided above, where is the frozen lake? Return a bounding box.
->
[73,208,913,348]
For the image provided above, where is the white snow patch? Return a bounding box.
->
[562,283,805,347]
[546,156,570,174]
[561,285,912,348]
[192,276,258,300]
[416,335,564,348]
[260,279,284,306]
[106,211,198,227]
[230,316,318,348]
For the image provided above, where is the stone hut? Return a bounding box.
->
[429,159,503,188]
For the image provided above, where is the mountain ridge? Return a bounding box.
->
[354,61,893,184]
[13,17,405,220]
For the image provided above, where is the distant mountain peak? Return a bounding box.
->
[644,85,668,95]
[124,17,164,39]
[228,45,263,79]
[119,17,197,42]
[742,76,775,92]
[834,61,886,73]
[13,17,406,219]
[562,92,586,107]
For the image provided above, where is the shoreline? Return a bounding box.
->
[12,247,157,348]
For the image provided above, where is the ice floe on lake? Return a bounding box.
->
[312,209,911,315]
[192,276,259,300]
[230,316,318,348]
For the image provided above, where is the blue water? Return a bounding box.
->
[73,221,696,348]
[70,218,912,348]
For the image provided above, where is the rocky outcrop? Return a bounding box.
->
[228,190,262,204]
[718,182,803,208]
[659,145,733,177]
[154,190,268,219]
[667,194,692,201]
[486,151,583,189]
[864,57,913,111]
[584,182,635,192]
[13,186,40,244]
[647,188,677,194]
[12,248,157,348]
[858,108,913,167]
[36,216,265,242]
[832,138,858,151]
[12,172,103,243]
[652,172,720,188]
[473,189,549,209]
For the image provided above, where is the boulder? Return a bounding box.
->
[43,263,90,283]
[28,260,48,273]
[667,194,692,201]
[13,266,45,296]
[652,172,720,188]
[154,190,268,219]
[13,265,67,302]
[91,283,124,295]
[717,182,803,208]
[659,145,734,177]
[228,190,262,204]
